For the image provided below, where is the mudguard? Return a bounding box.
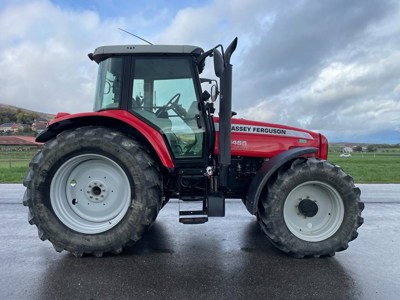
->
[36,110,175,169]
[245,147,318,215]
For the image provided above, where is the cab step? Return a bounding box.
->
[179,197,207,224]
[178,193,225,224]
[179,210,208,224]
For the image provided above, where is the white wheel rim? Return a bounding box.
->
[50,154,131,234]
[283,181,344,242]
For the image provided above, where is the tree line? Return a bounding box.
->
[0,109,39,124]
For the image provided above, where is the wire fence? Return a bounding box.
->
[0,158,32,169]
[0,150,38,169]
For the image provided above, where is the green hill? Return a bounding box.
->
[0,103,54,124]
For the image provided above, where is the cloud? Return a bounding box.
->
[237,0,396,100]
[0,0,399,142]
[0,0,159,113]
[1,1,98,113]
[234,0,400,142]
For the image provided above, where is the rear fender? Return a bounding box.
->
[36,111,174,170]
[245,147,318,215]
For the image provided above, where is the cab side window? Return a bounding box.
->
[130,58,204,159]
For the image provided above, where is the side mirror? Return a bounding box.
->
[211,84,219,102]
[200,78,220,102]
[213,49,224,78]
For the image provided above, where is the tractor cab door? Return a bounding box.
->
[128,56,208,166]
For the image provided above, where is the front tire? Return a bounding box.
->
[23,127,162,257]
[258,158,364,258]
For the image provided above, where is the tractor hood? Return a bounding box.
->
[213,117,326,159]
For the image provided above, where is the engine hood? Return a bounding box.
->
[213,117,324,159]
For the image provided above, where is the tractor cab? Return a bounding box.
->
[89,45,215,165]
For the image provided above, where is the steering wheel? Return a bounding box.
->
[156,93,181,117]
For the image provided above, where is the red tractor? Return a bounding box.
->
[23,38,363,258]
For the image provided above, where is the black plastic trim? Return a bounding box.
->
[245,147,318,215]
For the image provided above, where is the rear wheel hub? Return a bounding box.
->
[84,180,107,202]
[298,199,318,217]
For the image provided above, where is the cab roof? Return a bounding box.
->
[89,44,206,70]
[93,44,203,56]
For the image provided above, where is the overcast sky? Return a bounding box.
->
[0,0,399,143]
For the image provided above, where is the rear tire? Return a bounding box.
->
[258,158,364,258]
[23,126,162,257]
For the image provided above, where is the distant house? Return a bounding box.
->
[343,146,353,153]
[0,122,15,132]
[31,120,48,133]
[0,122,33,133]
[11,123,23,133]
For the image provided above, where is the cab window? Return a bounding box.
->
[93,57,123,111]
[130,57,204,159]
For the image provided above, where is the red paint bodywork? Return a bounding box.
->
[50,110,175,169]
[214,117,327,159]
[48,111,327,169]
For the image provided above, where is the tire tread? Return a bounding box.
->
[257,158,364,258]
[23,126,162,257]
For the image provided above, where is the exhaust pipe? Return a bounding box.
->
[217,37,237,187]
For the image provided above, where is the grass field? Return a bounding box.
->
[0,149,399,184]
[0,150,37,183]
[328,152,400,183]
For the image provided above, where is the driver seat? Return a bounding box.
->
[132,108,182,156]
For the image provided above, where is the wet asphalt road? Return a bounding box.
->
[0,184,399,299]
